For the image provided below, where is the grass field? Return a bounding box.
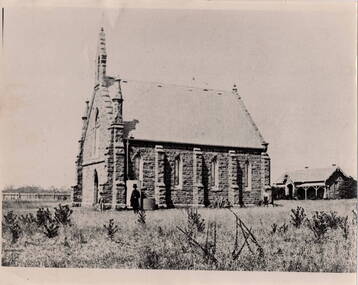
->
[2,199,357,272]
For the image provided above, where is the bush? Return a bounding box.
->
[306,211,329,241]
[324,211,341,229]
[18,213,38,236]
[54,204,73,226]
[3,211,22,243]
[36,208,52,227]
[290,206,306,228]
[43,222,59,238]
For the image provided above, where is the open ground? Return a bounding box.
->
[2,199,357,272]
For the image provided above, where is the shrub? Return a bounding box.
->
[324,211,341,229]
[43,222,59,238]
[186,208,205,233]
[54,204,73,226]
[3,211,22,243]
[18,213,38,236]
[103,219,119,240]
[290,206,306,228]
[306,211,329,241]
[36,208,52,227]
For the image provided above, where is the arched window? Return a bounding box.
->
[133,154,143,181]
[244,160,252,191]
[211,157,219,188]
[93,108,100,156]
[174,155,182,187]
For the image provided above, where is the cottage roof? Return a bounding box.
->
[275,166,346,185]
[106,79,267,149]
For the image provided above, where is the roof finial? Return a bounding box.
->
[95,24,107,85]
[232,83,240,99]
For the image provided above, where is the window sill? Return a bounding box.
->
[211,186,220,192]
[174,185,183,191]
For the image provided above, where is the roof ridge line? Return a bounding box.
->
[118,77,229,93]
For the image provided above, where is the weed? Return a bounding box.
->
[36,208,52,227]
[278,222,288,234]
[270,223,278,234]
[3,211,22,243]
[324,211,341,229]
[54,204,73,226]
[290,206,306,228]
[43,222,59,238]
[186,208,205,233]
[103,219,119,240]
[18,213,37,225]
[139,245,160,269]
[338,216,350,240]
[306,211,329,241]
[137,210,146,226]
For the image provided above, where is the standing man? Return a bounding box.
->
[130,184,141,214]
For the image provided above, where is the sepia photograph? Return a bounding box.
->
[0,1,356,283]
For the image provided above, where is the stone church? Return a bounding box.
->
[72,28,271,209]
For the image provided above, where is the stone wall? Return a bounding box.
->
[128,140,268,207]
[75,85,116,207]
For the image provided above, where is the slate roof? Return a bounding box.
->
[107,79,267,149]
[275,166,345,185]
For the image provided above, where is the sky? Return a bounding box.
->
[0,2,356,189]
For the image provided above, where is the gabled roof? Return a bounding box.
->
[275,166,346,185]
[107,79,267,149]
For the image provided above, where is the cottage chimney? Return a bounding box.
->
[332,164,336,167]
[305,166,309,169]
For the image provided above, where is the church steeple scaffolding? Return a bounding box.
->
[95,27,107,86]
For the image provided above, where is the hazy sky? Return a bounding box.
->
[0,2,356,189]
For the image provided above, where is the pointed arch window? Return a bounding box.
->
[133,154,143,182]
[93,108,100,156]
[244,160,252,191]
[211,156,219,189]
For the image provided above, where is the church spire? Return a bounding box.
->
[95,27,107,85]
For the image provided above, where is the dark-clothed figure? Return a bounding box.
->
[130,184,141,214]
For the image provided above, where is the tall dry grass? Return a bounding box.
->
[2,199,357,271]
